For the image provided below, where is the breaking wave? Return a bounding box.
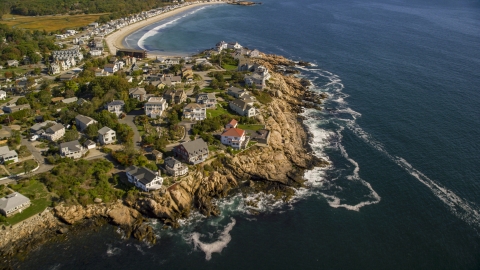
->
[191,218,236,261]
[301,66,480,232]
[136,7,207,51]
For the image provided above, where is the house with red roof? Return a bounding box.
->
[221,120,248,149]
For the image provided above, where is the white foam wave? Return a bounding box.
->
[191,218,236,261]
[106,245,122,257]
[137,7,206,50]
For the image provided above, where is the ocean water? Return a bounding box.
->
[13,0,480,269]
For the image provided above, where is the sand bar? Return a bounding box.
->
[105,2,225,58]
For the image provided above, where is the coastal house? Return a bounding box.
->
[227,86,247,98]
[145,97,167,118]
[0,146,18,164]
[75,114,97,131]
[105,100,125,117]
[42,123,65,142]
[227,42,243,50]
[216,41,228,51]
[173,138,208,164]
[196,93,217,109]
[164,157,188,177]
[129,87,147,101]
[183,103,206,121]
[0,193,31,217]
[229,99,258,117]
[52,48,83,61]
[225,119,238,129]
[59,140,86,159]
[221,124,247,150]
[98,126,116,145]
[173,138,209,165]
[125,165,163,192]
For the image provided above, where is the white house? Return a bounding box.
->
[229,99,258,117]
[59,140,86,159]
[145,97,167,118]
[196,93,217,109]
[164,157,188,177]
[0,192,31,217]
[0,90,6,100]
[75,114,97,131]
[103,63,118,73]
[221,125,247,149]
[125,166,163,192]
[0,146,18,164]
[98,126,116,145]
[105,100,125,117]
[183,103,206,121]
[227,42,242,50]
[42,123,65,142]
[50,63,61,74]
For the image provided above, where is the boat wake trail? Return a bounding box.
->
[347,120,480,232]
[303,66,480,232]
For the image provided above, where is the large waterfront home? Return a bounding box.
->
[164,157,188,177]
[0,192,31,217]
[125,165,163,192]
[229,99,258,117]
[221,121,248,149]
[173,138,209,165]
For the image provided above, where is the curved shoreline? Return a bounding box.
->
[105,2,225,58]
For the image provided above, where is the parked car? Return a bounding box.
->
[30,135,39,141]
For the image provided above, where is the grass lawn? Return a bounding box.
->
[222,64,238,71]
[238,124,265,131]
[0,67,29,78]
[201,87,223,93]
[207,107,232,118]
[1,13,106,32]
[0,97,13,105]
[1,180,52,225]
[7,159,38,175]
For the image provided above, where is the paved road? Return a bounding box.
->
[119,109,143,149]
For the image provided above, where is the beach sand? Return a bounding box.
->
[104,2,225,59]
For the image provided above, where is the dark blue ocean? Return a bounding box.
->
[15,0,480,269]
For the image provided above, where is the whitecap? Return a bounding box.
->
[191,218,236,261]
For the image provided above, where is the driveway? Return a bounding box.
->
[119,109,143,149]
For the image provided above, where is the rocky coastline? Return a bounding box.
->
[0,53,328,265]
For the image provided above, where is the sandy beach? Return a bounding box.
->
[104,2,225,58]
